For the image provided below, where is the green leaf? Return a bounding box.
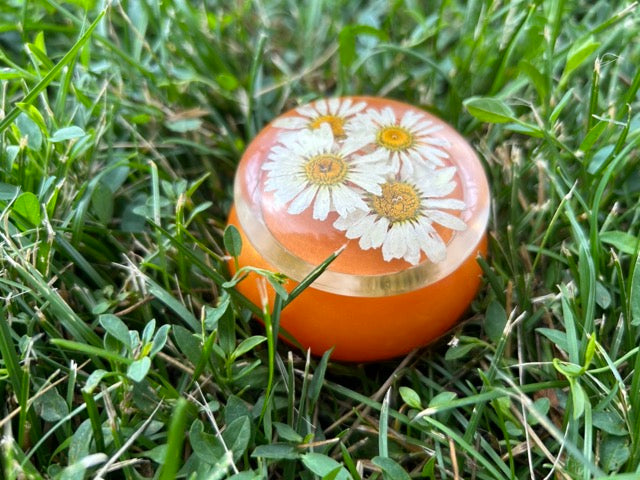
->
[100,162,130,193]
[91,182,114,224]
[223,416,252,461]
[308,348,332,407]
[204,292,231,331]
[595,281,612,309]
[273,422,303,443]
[518,60,548,103]
[140,444,168,464]
[33,387,69,422]
[0,182,20,201]
[444,342,479,361]
[12,191,41,226]
[159,397,190,480]
[301,453,350,480]
[82,369,108,394]
[563,36,600,80]
[570,380,586,419]
[600,231,639,255]
[50,126,86,143]
[428,391,457,409]
[251,443,300,460]
[173,325,202,366]
[339,25,387,69]
[150,324,171,357]
[399,386,422,409]
[68,419,92,464]
[527,397,551,426]
[578,120,607,155]
[15,113,43,150]
[266,274,289,301]
[372,456,411,480]
[228,473,260,480]
[485,300,507,343]
[216,73,239,91]
[631,255,640,326]
[504,122,544,138]
[593,411,627,436]
[189,419,219,462]
[127,356,151,382]
[142,319,156,344]
[553,359,583,378]
[550,88,574,124]
[599,436,630,473]
[99,314,131,349]
[463,97,516,123]
[224,224,243,258]
[164,118,202,133]
[232,335,266,358]
[587,144,614,175]
[537,327,569,354]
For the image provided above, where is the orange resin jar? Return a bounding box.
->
[227,96,489,362]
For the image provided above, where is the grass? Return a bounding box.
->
[0,0,639,478]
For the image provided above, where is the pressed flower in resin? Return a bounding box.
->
[272,97,366,137]
[345,106,450,175]
[334,167,466,265]
[262,123,392,221]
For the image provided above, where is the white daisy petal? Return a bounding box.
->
[379,107,396,125]
[272,180,308,203]
[316,100,328,115]
[424,210,468,230]
[368,217,389,249]
[382,225,407,261]
[288,185,318,215]
[296,105,317,118]
[334,209,368,233]
[400,110,422,129]
[273,117,308,130]
[403,227,422,265]
[332,185,367,215]
[413,122,441,135]
[346,214,377,244]
[313,187,331,220]
[328,98,340,114]
[416,222,447,262]
[343,100,366,117]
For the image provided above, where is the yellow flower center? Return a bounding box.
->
[304,154,348,186]
[309,115,346,137]
[372,181,421,223]
[377,126,414,151]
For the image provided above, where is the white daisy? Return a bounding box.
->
[262,123,393,221]
[333,166,467,265]
[272,98,366,137]
[345,107,451,175]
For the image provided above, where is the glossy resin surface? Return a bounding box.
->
[228,96,490,361]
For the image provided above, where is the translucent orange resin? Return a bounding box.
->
[227,96,490,361]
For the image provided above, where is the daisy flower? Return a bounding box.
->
[272,98,366,137]
[262,123,393,221]
[345,107,450,175]
[333,166,467,265]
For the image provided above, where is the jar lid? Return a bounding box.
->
[233,96,490,297]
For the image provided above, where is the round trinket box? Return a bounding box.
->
[227,96,490,361]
